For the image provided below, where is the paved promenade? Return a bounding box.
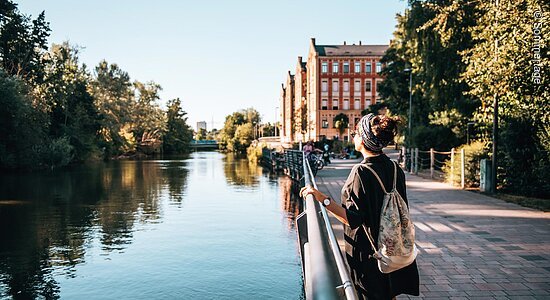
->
[314,154,550,299]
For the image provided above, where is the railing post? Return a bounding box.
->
[414,148,419,174]
[450,148,455,185]
[430,148,434,179]
[409,148,414,174]
[461,148,465,189]
[400,145,407,168]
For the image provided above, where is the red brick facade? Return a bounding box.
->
[280,39,388,143]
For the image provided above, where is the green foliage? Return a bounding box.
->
[0,1,50,83]
[381,0,549,196]
[0,3,194,167]
[443,141,489,188]
[499,118,550,198]
[195,128,207,141]
[220,108,261,153]
[411,125,460,151]
[0,69,48,169]
[40,43,101,162]
[246,141,267,163]
[333,113,349,139]
[40,136,73,169]
[163,98,193,154]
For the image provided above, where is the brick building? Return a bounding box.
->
[280,38,388,142]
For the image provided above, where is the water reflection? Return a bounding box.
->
[222,153,262,187]
[279,176,304,229]
[0,159,189,299]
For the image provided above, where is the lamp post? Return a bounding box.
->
[275,106,279,137]
[404,67,413,144]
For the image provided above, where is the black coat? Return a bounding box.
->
[341,154,419,299]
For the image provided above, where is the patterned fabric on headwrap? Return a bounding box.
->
[358,113,389,152]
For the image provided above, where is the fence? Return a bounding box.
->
[402,147,466,189]
[296,151,358,300]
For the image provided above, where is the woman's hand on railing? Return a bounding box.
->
[300,185,328,202]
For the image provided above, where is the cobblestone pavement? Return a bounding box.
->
[314,155,550,300]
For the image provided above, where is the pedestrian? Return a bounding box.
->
[303,141,314,159]
[301,113,419,300]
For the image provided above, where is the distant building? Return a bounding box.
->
[196,121,207,132]
[280,39,388,142]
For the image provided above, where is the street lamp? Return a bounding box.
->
[275,106,279,137]
[404,66,413,144]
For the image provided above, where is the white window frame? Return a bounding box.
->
[321,80,328,92]
[354,62,361,73]
[366,62,372,73]
[354,80,361,92]
[354,99,361,110]
[332,99,339,110]
[376,62,382,73]
[332,61,339,73]
[365,80,372,92]
[343,80,349,92]
[343,62,349,73]
[343,99,350,110]
[321,62,328,73]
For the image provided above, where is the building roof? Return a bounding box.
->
[314,44,388,56]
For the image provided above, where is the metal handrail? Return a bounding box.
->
[299,151,358,300]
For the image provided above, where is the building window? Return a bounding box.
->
[322,119,329,128]
[376,81,381,95]
[322,62,328,73]
[332,99,339,110]
[321,99,328,110]
[365,98,372,107]
[343,80,349,92]
[366,62,372,73]
[354,80,361,92]
[376,62,382,73]
[321,81,328,92]
[343,62,349,73]
[354,99,361,110]
[343,99,349,110]
[365,80,372,92]
[332,80,339,92]
[354,62,361,73]
[332,62,339,73]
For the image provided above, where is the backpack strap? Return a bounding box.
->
[361,160,398,193]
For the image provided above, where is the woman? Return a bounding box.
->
[301,113,419,300]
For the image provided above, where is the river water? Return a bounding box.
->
[0,152,304,299]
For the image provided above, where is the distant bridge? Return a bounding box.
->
[190,140,219,150]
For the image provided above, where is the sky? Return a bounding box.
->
[17,0,408,131]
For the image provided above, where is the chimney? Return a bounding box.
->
[298,56,302,64]
[359,40,362,45]
[344,41,347,45]
[310,38,316,46]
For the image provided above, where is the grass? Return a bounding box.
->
[488,193,550,212]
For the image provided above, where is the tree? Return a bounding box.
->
[0,69,48,169]
[333,113,349,140]
[163,98,192,154]
[195,128,207,140]
[0,1,50,83]
[90,60,134,155]
[40,42,101,162]
[220,108,261,152]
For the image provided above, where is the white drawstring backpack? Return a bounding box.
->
[352,160,418,274]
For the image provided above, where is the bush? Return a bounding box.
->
[246,141,267,163]
[411,125,460,150]
[41,136,74,169]
[499,118,550,198]
[442,141,489,187]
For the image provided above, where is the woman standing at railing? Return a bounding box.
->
[301,114,419,300]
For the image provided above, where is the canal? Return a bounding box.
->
[0,152,304,299]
